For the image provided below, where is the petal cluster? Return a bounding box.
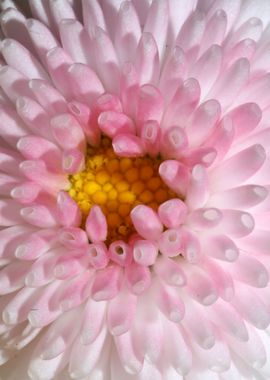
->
[0,1,270,380]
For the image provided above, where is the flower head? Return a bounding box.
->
[0,0,270,379]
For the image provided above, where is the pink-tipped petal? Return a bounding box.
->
[91,265,122,301]
[140,120,161,157]
[135,33,159,86]
[50,113,85,151]
[154,255,187,287]
[133,240,158,266]
[88,242,109,270]
[20,205,58,228]
[114,1,141,64]
[187,208,223,229]
[93,27,120,94]
[17,135,62,172]
[112,134,144,157]
[58,227,88,248]
[161,126,189,159]
[158,198,188,229]
[125,262,151,295]
[158,228,182,257]
[210,144,266,191]
[131,205,163,241]
[11,182,41,204]
[56,191,82,227]
[159,160,190,196]
[155,281,185,323]
[107,288,137,336]
[186,165,209,210]
[86,205,107,243]
[62,148,85,174]
[98,111,135,138]
[136,84,163,127]
[67,63,104,105]
[187,269,218,306]
[180,228,202,264]
[109,240,133,267]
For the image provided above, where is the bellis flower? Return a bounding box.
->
[0,0,270,379]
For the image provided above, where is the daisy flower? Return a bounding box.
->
[0,0,270,379]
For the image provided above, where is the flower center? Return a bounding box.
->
[68,137,175,241]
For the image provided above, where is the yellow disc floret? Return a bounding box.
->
[68,137,176,242]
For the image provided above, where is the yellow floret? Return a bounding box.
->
[75,179,83,190]
[107,159,119,173]
[119,204,131,217]
[118,191,136,204]
[103,183,113,192]
[107,200,118,212]
[140,165,154,180]
[118,225,129,236]
[77,191,86,201]
[96,170,110,185]
[84,181,101,195]
[125,167,139,183]
[155,188,168,203]
[147,177,161,191]
[131,181,145,195]
[80,200,91,214]
[92,190,107,205]
[115,180,129,192]
[68,137,177,242]
[86,173,95,180]
[106,147,116,158]
[69,188,77,197]
[89,155,104,169]
[111,172,123,184]
[107,212,121,227]
[108,188,118,200]
[120,157,133,171]
[140,190,154,203]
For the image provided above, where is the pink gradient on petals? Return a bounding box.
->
[11,182,41,204]
[50,113,86,151]
[91,265,122,301]
[159,160,190,196]
[0,2,270,379]
[140,120,161,157]
[112,133,144,157]
[158,198,187,229]
[56,191,82,228]
[62,148,85,174]
[58,227,88,248]
[131,205,163,241]
[88,242,109,270]
[98,111,136,138]
[125,262,151,295]
[133,240,158,266]
[158,228,183,257]
[86,205,107,243]
[108,240,133,267]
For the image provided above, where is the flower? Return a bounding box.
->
[0,0,270,379]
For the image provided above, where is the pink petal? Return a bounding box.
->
[133,240,158,266]
[86,205,107,243]
[131,205,163,241]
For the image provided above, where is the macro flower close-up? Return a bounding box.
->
[0,0,270,379]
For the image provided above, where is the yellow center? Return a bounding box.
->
[68,137,175,241]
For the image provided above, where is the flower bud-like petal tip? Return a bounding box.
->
[131,205,163,241]
[86,205,107,243]
[133,240,158,266]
